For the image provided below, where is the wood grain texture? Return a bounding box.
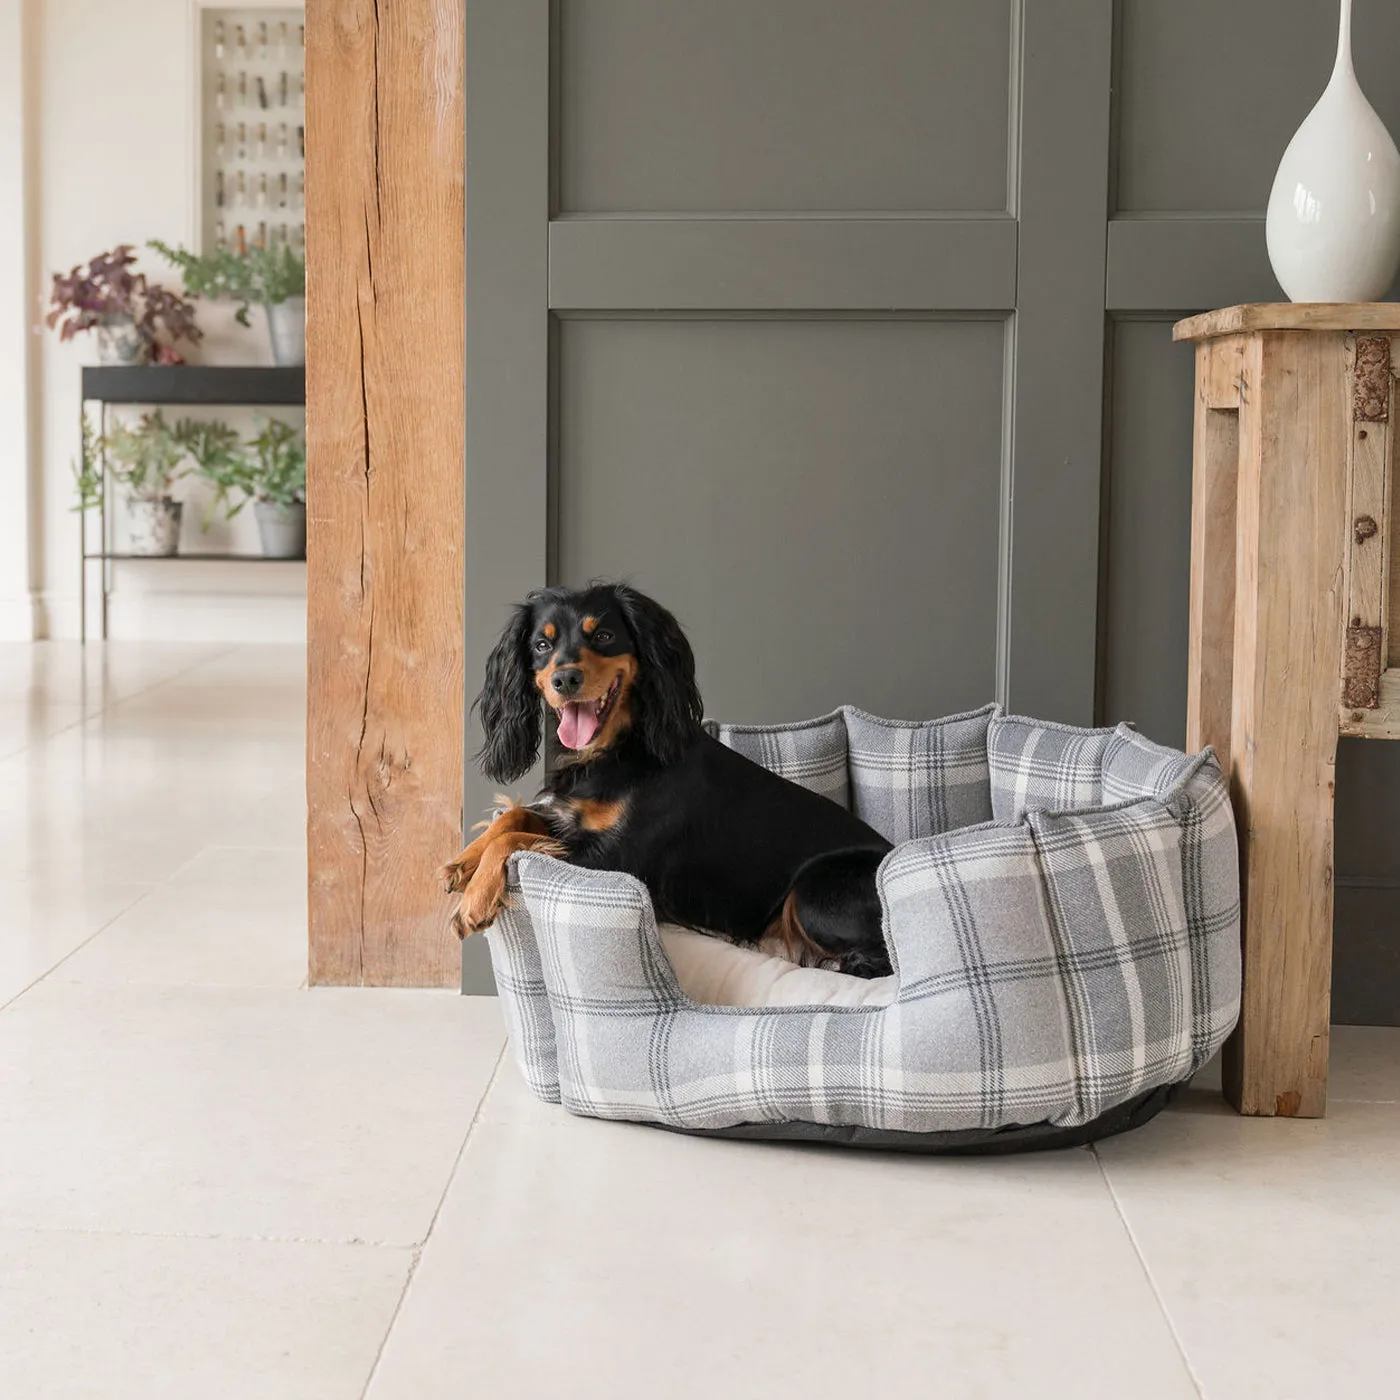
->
[1175,303,1400,342]
[1202,332,1246,410]
[1392,465,1400,666]
[305,0,465,986]
[1221,331,1349,1117]
[1352,336,1392,422]
[1340,344,1391,710]
[1185,340,1241,770]
[1341,671,1400,738]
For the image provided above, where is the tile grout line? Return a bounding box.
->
[0,885,161,1016]
[0,643,240,770]
[163,842,309,884]
[0,643,242,768]
[0,643,297,1011]
[1091,1145,1208,1400]
[0,1221,418,1250]
[357,1039,510,1400]
[0,646,226,767]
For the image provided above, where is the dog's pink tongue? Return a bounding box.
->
[558,701,600,749]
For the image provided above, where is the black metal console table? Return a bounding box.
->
[79,365,306,643]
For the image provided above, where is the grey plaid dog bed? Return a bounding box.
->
[486,705,1241,1152]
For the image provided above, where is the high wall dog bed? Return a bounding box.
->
[486,706,1241,1152]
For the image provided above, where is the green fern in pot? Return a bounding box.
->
[245,419,307,559]
[103,410,191,556]
[175,418,249,529]
[149,241,306,366]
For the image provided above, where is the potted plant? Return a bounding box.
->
[243,419,306,558]
[150,241,306,366]
[71,410,104,515]
[46,245,201,365]
[102,410,190,555]
[175,418,247,528]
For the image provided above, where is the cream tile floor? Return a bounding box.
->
[1,641,1397,1399]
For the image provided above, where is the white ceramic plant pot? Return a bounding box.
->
[96,314,148,366]
[266,296,306,367]
[1266,0,1400,303]
[126,498,183,557]
[254,499,306,558]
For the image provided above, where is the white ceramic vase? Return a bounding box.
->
[1266,0,1400,303]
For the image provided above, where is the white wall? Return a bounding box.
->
[0,0,38,639]
[10,0,306,642]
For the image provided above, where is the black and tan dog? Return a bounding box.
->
[440,583,893,976]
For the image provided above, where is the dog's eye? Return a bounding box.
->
[533,638,551,654]
[594,629,613,644]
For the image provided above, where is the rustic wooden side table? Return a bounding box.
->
[1174,304,1400,1117]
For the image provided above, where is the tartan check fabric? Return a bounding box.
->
[988,714,1120,823]
[706,704,996,840]
[846,705,995,841]
[707,710,850,808]
[486,708,1241,1135]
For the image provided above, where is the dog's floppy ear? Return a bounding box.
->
[474,603,542,784]
[614,585,703,766]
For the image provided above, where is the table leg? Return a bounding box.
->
[1222,332,1348,1117]
[100,403,109,642]
[79,403,87,647]
[1186,337,1243,765]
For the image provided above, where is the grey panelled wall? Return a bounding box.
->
[556,2,1012,214]
[464,0,1400,1015]
[1104,0,1400,1025]
[558,318,1006,721]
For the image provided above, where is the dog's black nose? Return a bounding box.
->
[551,667,584,697]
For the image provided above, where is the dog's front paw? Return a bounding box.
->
[439,852,480,896]
[451,869,512,938]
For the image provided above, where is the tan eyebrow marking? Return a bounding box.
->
[581,616,598,634]
[542,622,557,640]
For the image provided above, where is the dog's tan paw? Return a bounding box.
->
[458,870,512,935]
[439,853,480,896]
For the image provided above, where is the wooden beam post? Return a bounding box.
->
[305,0,465,986]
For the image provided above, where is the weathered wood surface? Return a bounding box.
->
[1340,342,1390,714]
[1342,336,1399,735]
[305,0,466,986]
[1175,303,1400,342]
[1215,332,1349,1117]
[1185,337,1242,771]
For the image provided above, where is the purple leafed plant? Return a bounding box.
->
[46,245,202,354]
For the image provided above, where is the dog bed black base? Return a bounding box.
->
[652,1080,1187,1155]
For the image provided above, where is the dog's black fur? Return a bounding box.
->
[452,582,892,977]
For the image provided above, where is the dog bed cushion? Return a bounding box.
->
[658,926,897,1009]
[486,705,1241,1151]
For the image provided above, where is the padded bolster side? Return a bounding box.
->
[1098,728,1242,1069]
[878,824,1077,1128]
[513,853,679,1009]
[486,871,562,1104]
[513,853,696,1122]
[1027,796,1194,1126]
[846,704,995,843]
[1173,758,1242,1066]
[1101,723,1201,804]
[987,715,1119,823]
[711,708,850,808]
[879,822,1051,991]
